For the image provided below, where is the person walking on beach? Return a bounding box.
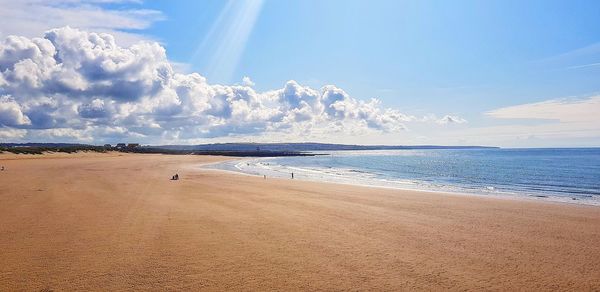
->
[291,172,294,179]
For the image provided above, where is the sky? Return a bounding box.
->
[0,0,599,147]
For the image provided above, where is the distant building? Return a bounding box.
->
[115,143,126,149]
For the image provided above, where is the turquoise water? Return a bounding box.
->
[211,148,600,205]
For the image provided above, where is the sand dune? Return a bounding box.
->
[0,153,599,291]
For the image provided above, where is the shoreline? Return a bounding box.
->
[204,157,600,207]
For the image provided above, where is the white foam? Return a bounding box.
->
[205,158,600,207]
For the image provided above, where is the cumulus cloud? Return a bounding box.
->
[0,27,453,143]
[437,115,467,125]
[0,27,465,143]
[242,76,255,87]
[0,127,27,139]
[0,96,31,126]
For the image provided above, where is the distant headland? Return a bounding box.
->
[0,142,498,157]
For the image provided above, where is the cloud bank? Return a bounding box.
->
[439,96,600,147]
[0,27,461,143]
[486,96,600,123]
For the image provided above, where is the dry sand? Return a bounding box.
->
[0,152,599,291]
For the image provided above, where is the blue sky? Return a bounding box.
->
[149,0,600,101]
[0,0,599,146]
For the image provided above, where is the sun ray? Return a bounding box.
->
[190,0,265,84]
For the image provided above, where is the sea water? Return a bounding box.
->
[207,148,600,205]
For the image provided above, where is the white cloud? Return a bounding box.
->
[0,27,468,144]
[0,127,27,139]
[0,96,31,126]
[0,27,465,144]
[437,115,467,125]
[486,96,600,123]
[0,0,164,45]
[434,96,600,147]
[242,76,255,87]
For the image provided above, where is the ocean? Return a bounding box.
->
[208,148,600,205]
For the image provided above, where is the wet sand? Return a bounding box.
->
[0,153,599,291]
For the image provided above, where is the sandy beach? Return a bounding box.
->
[0,153,599,291]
